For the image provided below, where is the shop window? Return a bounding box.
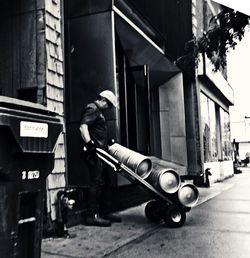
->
[220,108,233,160]
[209,100,218,161]
[200,93,218,162]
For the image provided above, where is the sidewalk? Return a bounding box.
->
[41,172,239,258]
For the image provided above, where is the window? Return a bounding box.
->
[220,108,233,160]
[209,100,218,160]
[200,93,218,162]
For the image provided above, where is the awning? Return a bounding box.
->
[212,0,250,16]
[113,4,180,88]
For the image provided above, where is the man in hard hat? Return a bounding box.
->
[80,90,122,227]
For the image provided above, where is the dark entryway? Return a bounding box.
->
[116,38,151,155]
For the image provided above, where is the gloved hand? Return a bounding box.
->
[86,140,96,153]
[84,140,97,165]
[108,138,116,146]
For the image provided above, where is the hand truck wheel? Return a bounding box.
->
[144,200,165,222]
[164,205,186,228]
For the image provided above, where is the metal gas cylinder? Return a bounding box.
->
[147,164,181,194]
[178,183,199,207]
[108,143,152,179]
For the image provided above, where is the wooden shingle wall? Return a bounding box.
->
[45,0,66,220]
[192,0,198,37]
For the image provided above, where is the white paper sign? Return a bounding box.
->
[20,121,48,138]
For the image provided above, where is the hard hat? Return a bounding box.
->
[99,90,117,107]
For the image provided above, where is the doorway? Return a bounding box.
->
[116,39,151,155]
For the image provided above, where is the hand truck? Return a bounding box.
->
[95,147,198,227]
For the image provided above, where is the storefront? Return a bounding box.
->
[64,0,188,196]
[198,56,234,182]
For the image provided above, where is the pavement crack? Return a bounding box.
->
[102,223,163,257]
[41,251,74,258]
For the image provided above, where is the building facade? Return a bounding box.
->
[0,0,66,223]
[195,0,234,182]
[129,0,234,183]
[0,0,235,227]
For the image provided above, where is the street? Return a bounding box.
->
[42,168,250,258]
[105,168,250,258]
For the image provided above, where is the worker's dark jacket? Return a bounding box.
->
[80,101,108,149]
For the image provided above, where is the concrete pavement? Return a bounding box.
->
[41,169,242,258]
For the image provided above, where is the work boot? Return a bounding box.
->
[85,214,111,227]
[101,213,122,223]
